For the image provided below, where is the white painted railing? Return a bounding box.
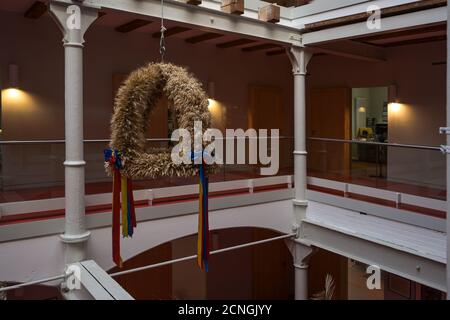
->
[308,176,446,212]
[0,175,293,217]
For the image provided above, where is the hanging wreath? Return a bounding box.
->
[105,63,213,270]
[108,62,211,178]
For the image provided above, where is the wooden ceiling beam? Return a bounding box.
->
[377,34,447,47]
[356,24,446,42]
[265,0,311,8]
[266,48,286,56]
[183,0,202,5]
[24,1,47,19]
[242,43,280,52]
[186,32,224,44]
[115,19,152,33]
[216,38,256,49]
[311,40,386,62]
[304,0,447,32]
[152,26,191,38]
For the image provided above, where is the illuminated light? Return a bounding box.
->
[207,98,223,118]
[4,88,22,100]
[1,88,35,112]
[358,106,366,113]
[207,98,216,111]
[389,102,401,113]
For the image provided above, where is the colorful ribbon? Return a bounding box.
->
[104,149,137,268]
[192,151,210,271]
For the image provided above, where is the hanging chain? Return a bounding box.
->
[159,0,167,62]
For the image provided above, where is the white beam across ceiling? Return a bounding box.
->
[302,6,447,45]
[301,221,446,292]
[52,0,301,45]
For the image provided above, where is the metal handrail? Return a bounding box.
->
[0,273,69,293]
[110,233,296,277]
[308,137,441,151]
[0,138,167,145]
[0,136,295,145]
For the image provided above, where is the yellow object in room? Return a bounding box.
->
[356,127,374,139]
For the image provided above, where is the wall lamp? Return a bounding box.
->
[207,81,215,100]
[207,81,216,111]
[8,64,19,89]
[388,84,401,113]
[3,64,23,100]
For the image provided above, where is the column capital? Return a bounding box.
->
[49,1,99,45]
[286,46,313,76]
[286,240,316,267]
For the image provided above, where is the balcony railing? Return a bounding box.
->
[0,137,294,204]
[306,137,446,230]
[307,137,445,199]
[1,135,445,230]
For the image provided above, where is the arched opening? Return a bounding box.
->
[0,283,62,300]
[108,227,294,300]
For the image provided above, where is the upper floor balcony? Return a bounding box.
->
[0,0,448,300]
[0,0,447,233]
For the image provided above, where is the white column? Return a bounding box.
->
[294,259,309,300]
[49,2,98,264]
[286,46,314,300]
[287,46,312,221]
[446,2,450,300]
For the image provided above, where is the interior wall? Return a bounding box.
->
[0,11,293,190]
[108,227,291,300]
[0,11,294,139]
[308,41,446,146]
[347,260,385,300]
[307,40,446,189]
[0,199,294,286]
[171,235,207,299]
[308,248,348,300]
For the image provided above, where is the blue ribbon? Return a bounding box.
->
[104,149,123,170]
[191,149,210,271]
[191,150,212,163]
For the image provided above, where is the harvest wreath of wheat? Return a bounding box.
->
[104,62,212,270]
